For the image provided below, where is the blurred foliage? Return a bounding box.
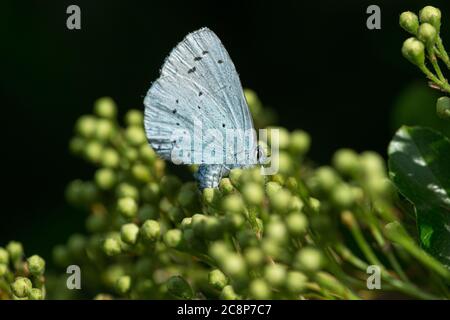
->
[390,82,450,138]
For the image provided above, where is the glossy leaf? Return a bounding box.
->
[388,126,450,267]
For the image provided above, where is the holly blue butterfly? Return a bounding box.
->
[144,27,264,189]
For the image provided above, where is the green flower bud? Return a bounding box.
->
[125,126,147,146]
[95,119,115,141]
[191,214,207,237]
[249,279,271,299]
[437,96,450,120]
[220,285,240,300]
[115,275,132,294]
[101,148,120,168]
[94,97,117,119]
[285,211,308,236]
[166,276,193,299]
[120,223,140,245]
[95,168,117,190]
[117,197,138,219]
[286,271,308,293]
[65,180,84,205]
[11,277,32,298]
[28,288,44,300]
[332,148,360,177]
[84,140,103,163]
[295,247,324,272]
[315,166,340,193]
[222,194,245,213]
[123,147,138,163]
[6,241,23,262]
[399,11,419,34]
[360,151,386,178]
[0,248,9,265]
[229,169,243,187]
[180,217,193,230]
[244,88,263,116]
[224,213,246,232]
[75,115,97,138]
[402,37,425,66]
[116,183,139,200]
[103,238,122,256]
[67,233,87,258]
[94,294,113,300]
[177,186,198,209]
[244,247,265,268]
[160,176,182,197]
[268,126,290,149]
[86,214,107,233]
[125,109,144,127]
[264,263,287,288]
[269,188,292,214]
[141,182,161,203]
[140,219,161,242]
[331,184,355,209]
[208,269,229,290]
[237,229,259,248]
[0,264,8,277]
[69,137,85,155]
[309,197,321,212]
[27,255,45,276]
[204,217,224,240]
[419,6,441,32]
[219,177,235,194]
[131,163,152,183]
[168,207,184,224]
[102,264,126,287]
[139,144,156,164]
[139,207,159,225]
[289,130,311,155]
[417,23,437,48]
[265,220,288,244]
[203,188,222,207]
[241,182,264,206]
[265,181,282,197]
[52,245,70,267]
[221,253,247,280]
[163,229,183,248]
[209,241,229,263]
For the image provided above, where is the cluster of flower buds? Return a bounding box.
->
[400,6,450,120]
[27,90,450,300]
[0,242,45,299]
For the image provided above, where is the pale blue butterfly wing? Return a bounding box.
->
[144,27,257,188]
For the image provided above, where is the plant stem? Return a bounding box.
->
[436,36,450,69]
[419,64,450,94]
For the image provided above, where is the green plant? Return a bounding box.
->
[8,88,439,300]
[389,5,450,270]
[2,6,450,299]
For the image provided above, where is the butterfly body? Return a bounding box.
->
[144,27,260,189]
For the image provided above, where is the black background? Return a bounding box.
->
[1,0,448,260]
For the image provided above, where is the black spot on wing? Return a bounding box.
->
[188,67,196,74]
[218,59,223,64]
[194,56,202,61]
[202,50,209,55]
[198,91,203,96]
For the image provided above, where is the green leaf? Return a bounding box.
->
[388,126,450,268]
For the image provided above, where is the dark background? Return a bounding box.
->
[1,0,448,260]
